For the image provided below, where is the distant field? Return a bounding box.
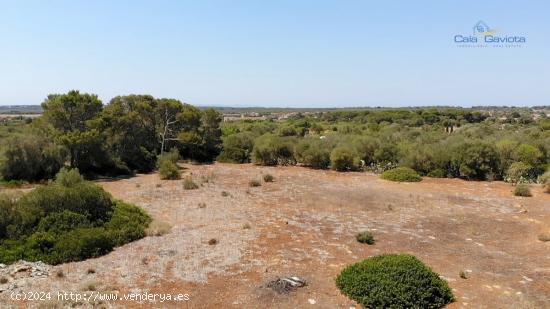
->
[0,105,42,114]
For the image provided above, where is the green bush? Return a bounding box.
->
[381,167,421,182]
[295,139,331,169]
[514,184,532,197]
[0,169,151,265]
[506,162,535,183]
[330,146,361,171]
[450,141,499,180]
[514,144,544,166]
[104,201,151,246]
[356,231,375,244]
[35,210,91,235]
[157,150,181,180]
[335,254,454,309]
[252,134,296,166]
[217,132,255,163]
[0,135,64,181]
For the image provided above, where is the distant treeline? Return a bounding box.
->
[219,108,550,183]
[0,94,549,185]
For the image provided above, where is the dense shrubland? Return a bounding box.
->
[0,168,151,264]
[0,97,548,188]
[219,108,550,184]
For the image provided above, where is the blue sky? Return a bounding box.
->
[1,0,549,107]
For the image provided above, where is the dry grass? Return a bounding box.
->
[538,233,550,242]
[183,176,199,190]
[146,220,172,237]
[249,180,261,187]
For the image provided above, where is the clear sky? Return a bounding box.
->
[1,0,549,107]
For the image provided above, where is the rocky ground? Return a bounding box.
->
[1,163,549,308]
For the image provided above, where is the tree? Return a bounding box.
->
[41,90,111,174]
[155,98,185,155]
[102,95,158,172]
[199,109,223,161]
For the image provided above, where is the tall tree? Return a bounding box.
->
[102,95,158,172]
[41,90,109,173]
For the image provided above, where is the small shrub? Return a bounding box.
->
[514,184,532,197]
[459,270,468,279]
[145,220,172,236]
[381,167,422,182]
[158,160,180,180]
[221,191,230,197]
[198,202,206,208]
[87,268,96,274]
[242,223,251,229]
[208,238,218,245]
[249,180,261,187]
[537,233,550,242]
[0,277,8,284]
[263,174,274,182]
[56,270,64,278]
[183,177,199,190]
[540,171,550,194]
[335,254,454,309]
[156,183,162,188]
[356,231,375,245]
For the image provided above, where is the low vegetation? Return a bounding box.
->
[217,108,549,183]
[0,169,151,265]
[335,254,454,308]
[145,220,172,237]
[356,231,375,244]
[249,180,261,187]
[158,149,181,180]
[263,173,274,182]
[183,176,199,190]
[0,91,222,182]
[381,167,422,182]
[514,183,532,197]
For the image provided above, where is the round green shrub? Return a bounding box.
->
[513,183,532,197]
[381,167,422,182]
[336,254,454,309]
[330,146,361,171]
[158,160,180,180]
[263,174,274,182]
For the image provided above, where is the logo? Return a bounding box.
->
[454,21,526,47]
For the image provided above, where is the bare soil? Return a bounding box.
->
[2,163,549,308]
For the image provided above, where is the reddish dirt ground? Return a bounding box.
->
[2,163,549,308]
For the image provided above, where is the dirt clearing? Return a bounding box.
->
[1,163,549,308]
